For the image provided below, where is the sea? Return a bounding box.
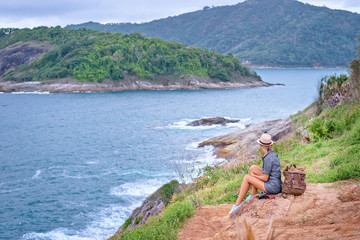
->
[0,69,347,239]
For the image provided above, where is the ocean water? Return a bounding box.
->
[0,69,347,239]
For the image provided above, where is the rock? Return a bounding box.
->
[115,180,184,235]
[186,78,200,86]
[0,78,271,93]
[187,117,239,126]
[0,42,52,77]
[199,118,292,164]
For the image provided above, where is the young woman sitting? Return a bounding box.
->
[229,133,282,214]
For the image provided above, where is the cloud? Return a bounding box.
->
[0,0,359,29]
[342,0,360,8]
[300,0,360,12]
[0,0,243,28]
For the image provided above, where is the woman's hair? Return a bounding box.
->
[261,144,273,152]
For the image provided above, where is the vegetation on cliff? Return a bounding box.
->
[110,42,360,239]
[67,0,360,68]
[0,27,258,83]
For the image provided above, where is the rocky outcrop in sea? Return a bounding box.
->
[187,117,239,126]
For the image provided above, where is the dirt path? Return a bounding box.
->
[178,180,360,240]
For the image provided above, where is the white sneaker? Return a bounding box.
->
[229,203,242,214]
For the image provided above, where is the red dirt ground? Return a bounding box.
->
[178,180,360,240]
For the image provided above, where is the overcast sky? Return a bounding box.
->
[1,0,360,28]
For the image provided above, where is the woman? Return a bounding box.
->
[229,133,282,214]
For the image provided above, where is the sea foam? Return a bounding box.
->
[171,143,227,183]
[164,117,250,130]
[22,202,140,240]
[32,170,41,179]
[110,178,165,198]
[11,91,50,94]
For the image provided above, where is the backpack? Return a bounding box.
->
[282,165,306,196]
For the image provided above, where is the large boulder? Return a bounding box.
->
[187,117,239,126]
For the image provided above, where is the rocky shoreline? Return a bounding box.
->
[199,118,293,165]
[114,117,293,236]
[0,76,274,93]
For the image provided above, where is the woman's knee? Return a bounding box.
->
[249,165,257,173]
[243,175,251,182]
[250,165,262,175]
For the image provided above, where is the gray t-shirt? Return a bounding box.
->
[262,150,282,194]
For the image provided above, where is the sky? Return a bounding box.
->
[1,0,360,29]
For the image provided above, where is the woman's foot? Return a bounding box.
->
[245,195,253,201]
[229,203,242,214]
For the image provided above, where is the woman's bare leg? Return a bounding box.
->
[235,175,266,206]
[249,165,263,196]
[251,185,258,196]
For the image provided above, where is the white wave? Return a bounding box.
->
[55,169,96,179]
[166,119,221,130]
[240,117,251,122]
[195,145,227,167]
[22,202,140,240]
[32,170,41,179]
[226,122,245,129]
[185,141,202,150]
[84,161,98,165]
[82,204,138,237]
[180,145,227,168]
[11,91,50,94]
[62,174,95,179]
[22,228,89,240]
[48,165,63,170]
[171,145,227,183]
[110,178,166,197]
[164,117,251,130]
[107,169,175,179]
[0,187,21,194]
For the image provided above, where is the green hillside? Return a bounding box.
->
[0,27,257,83]
[67,0,360,68]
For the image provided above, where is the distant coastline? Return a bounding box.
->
[249,65,348,70]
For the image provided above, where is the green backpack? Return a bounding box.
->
[282,165,306,196]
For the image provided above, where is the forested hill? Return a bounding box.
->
[0,27,258,84]
[66,0,360,68]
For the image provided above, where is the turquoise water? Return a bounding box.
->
[0,69,347,239]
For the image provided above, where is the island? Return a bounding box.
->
[0,27,269,93]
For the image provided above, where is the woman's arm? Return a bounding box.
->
[250,172,269,182]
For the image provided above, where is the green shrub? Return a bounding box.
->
[134,215,143,225]
[309,118,328,141]
[346,119,360,145]
[122,217,132,231]
[159,180,180,206]
[119,200,195,240]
